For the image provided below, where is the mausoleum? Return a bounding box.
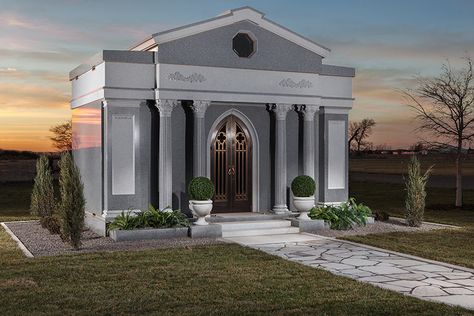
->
[70,7,354,235]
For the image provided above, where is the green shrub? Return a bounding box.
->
[43,214,61,235]
[405,156,431,227]
[30,155,56,229]
[188,177,215,200]
[58,152,85,249]
[108,205,189,232]
[309,198,372,230]
[291,175,316,197]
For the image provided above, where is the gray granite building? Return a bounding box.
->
[70,7,354,235]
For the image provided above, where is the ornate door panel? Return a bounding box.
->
[211,115,252,212]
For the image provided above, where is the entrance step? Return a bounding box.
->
[219,220,299,237]
[207,212,297,223]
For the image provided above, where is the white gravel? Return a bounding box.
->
[4,221,224,257]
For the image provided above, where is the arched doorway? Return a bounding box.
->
[210,115,252,212]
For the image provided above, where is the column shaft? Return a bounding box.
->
[300,105,318,179]
[156,99,178,209]
[191,101,210,177]
[272,103,292,214]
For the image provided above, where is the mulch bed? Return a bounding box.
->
[4,221,225,257]
[313,217,455,238]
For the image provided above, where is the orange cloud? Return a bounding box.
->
[0,80,71,151]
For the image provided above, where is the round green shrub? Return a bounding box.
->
[188,177,215,200]
[291,175,316,197]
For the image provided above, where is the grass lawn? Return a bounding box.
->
[1,230,472,315]
[348,181,474,269]
[350,155,474,176]
[0,181,36,222]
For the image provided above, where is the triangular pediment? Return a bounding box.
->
[131,6,330,58]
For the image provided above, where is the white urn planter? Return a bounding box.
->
[190,200,213,225]
[293,196,315,220]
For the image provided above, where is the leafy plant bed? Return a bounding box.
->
[291,217,374,233]
[309,198,372,230]
[109,227,189,242]
[313,217,449,238]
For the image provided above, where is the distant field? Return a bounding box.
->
[350,155,474,176]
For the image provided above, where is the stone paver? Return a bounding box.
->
[225,233,474,310]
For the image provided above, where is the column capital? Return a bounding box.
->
[272,103,292,120]
[297,104,319,121]
[191,100,211,118]
[156,99,179,117]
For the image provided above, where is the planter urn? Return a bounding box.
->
[293,196,315,220]
[190,200,213,225]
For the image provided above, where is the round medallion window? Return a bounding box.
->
[232,33,255,58]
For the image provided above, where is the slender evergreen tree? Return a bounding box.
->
[30,155,55,228]
[58,152,85,249]
[405,156,432,227]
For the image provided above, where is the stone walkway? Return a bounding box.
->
[226,233,474,310]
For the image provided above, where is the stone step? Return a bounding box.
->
[207,213,296,223]
[219,220,291,231]
[222,226,300,238]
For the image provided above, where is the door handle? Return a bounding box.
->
[228,166,235,176]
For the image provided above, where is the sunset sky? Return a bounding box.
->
[1,0,473,152]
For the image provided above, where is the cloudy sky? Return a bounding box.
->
[1,0,473,151]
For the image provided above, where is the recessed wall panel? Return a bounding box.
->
[111,114,135,195]
[327,120,345,189]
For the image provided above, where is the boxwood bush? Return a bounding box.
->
[188,177,215,200]
[291,175,316,197]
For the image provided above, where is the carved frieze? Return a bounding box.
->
[279,78,313,88]
[168,72,206,83]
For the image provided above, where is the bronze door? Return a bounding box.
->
[211,115,252,212]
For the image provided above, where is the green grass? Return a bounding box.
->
[0,181,37,222]
[347,181,474,269]
[350,155,474,176]
[0,230,472,315]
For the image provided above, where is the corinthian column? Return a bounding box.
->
[272,103,292,214]
[298,104,319,179]
[190,100,210,177]
[156,99,179,209]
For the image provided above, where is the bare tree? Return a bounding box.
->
[348,118,376,152]
[403,57,474,207]
[50,120,72,152]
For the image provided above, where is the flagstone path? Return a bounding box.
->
[226,233,474,310]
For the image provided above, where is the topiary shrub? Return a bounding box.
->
[30,155,56,230]
[405,156,432,227]
[188,177,215,200]
[291,175,316,197]
[58,152,85,249]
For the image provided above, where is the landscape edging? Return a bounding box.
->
[1,221,34,258]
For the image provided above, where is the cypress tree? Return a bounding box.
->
[30,155,55,228]
[58,152,85,249]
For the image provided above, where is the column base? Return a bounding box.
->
[272,205,290,214]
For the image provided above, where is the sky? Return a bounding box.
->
[1,0,473,151]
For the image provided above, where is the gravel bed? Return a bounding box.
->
[313,217,455,238]
[4,221,224,257]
